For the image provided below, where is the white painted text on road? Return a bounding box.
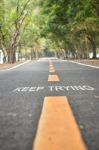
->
[48,85,94,91]
[13,85,95,92]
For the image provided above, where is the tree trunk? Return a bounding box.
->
[87,35,97,59]
[8,49,16,63]
[92,39,96,59]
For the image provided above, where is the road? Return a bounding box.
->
[0,58,99,150]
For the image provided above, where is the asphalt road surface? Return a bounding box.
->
[0,58,99,150]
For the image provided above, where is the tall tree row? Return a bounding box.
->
[0,0,44,63]
[39,0,99,59]
[0,0,99,62]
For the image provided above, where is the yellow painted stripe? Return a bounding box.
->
[49,67,54,70]
[33,96,87,150]
[48,75,60,81]
[49,69,55,73]
[49,64,53,67]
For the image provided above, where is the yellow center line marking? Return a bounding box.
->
[33,96,87,150]
[49,69,55,73]
[49,64,53,67]
[49,64,53,66]
[49,67,55,70]
[49,61,55,72]
[49,66,54,68]
[48,75,60,81]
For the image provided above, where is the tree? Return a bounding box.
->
[0,0,37,63]
[39,0,99,59]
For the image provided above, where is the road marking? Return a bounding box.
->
[33,96,87,150]
[13,85,95,92]
[48,85,94,91]
[49,66,54,69]
[49,64,53,67]
[48,75,60,81]
[49,67,54,69]
[6,60,31,71]
[13,86,44,92]
[69,60,99,69]
[49,69,55,73]
[49,61,55,72]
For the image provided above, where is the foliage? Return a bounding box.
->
[39,0,99,59]
[0,0,99,63]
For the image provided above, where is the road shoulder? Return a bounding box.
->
[68,59,99,69]
[0,60,31,71]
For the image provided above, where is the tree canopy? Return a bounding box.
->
[0,0,99,63]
